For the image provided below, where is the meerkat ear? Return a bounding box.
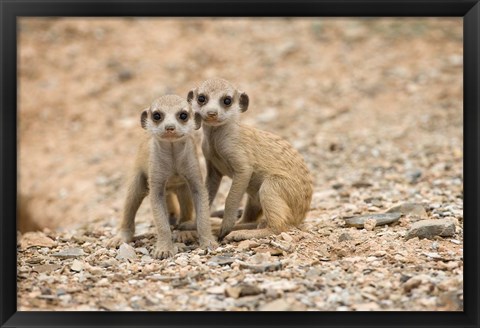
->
[140,109,148,129]
[239,92,249,112]
[194,112,202,130]
[187,89,196,104]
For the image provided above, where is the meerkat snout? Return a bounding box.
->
[165,124,176,131]
[141,94,200,140]
[207,111,218,118]
[187,78,249,127]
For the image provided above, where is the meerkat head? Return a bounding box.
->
[140,95,200,141]
[187,78,249,127]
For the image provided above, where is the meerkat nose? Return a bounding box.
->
[165,124,176,131]
[207,111,218,118]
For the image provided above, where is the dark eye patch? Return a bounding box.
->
[179,111,189,121]
[223,96,232,106]
[197,95,207,105]
[152,112,162,121]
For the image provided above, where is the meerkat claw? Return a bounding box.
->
[106,231,133,248]
[152,244,178,259]
[175,230,197,244]
[199,238,218,250]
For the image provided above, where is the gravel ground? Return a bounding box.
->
[18,18,463,311]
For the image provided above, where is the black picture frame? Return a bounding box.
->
[1,1,478,327]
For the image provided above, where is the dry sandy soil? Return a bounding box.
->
[17,18,463,311]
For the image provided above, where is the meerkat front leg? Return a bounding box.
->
[150,178,177,259]
[176,160,223,233]
[218,168,253,240]
[205,160,223,208]
[175,184,194,226]
[183,161,218,250]
[107,172,147,247]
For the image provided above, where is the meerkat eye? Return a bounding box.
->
[223,97,232,106]
[153,112,162,121]
[197,95,206,104]
[179,112,188,121]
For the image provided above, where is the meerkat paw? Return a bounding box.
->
[174,230,198,244]
[177,221,197,231]
[106,231,133,248]
[223,230,249,242]
[218,222,235,241]
[199,237,218,250]
[152,242,178,259]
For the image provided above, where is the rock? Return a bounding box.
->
[344,213,401,228]
[32,264,62,273]
[405,219,456,240]
[237,284,262,297]
[116,243,137,261]
[260,280,298,292]
[305,268,323,279]
[259,299,291,311]
[225,286,242,299]
[237,240,259,250]
[338,233,352,242]
[280,232,293,243]
[363,218,376,231]
[20,232,56,249]
[237,254,283,273]
[238,260,283,273]
[386,203,427,218]
[437,277,460,291]
[254,247,283,256]
[352,181,372,188]
[207,255,236,266]
[52,247,85,258]
[364,197,383,207]
[175,255,189,266]
[269,240,292,252]
[26,257,43,264]
[70,259,84,272]
[406,169,422,183]
[354,302,381,311]
[136,247,149,255]
[98,301,119,311]
[206,285,225,295]
[403,276,424,292]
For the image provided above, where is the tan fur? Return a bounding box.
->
[107,95,217,258]
[188,79,313,241]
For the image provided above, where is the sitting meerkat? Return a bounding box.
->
[188,78,313,241]
[107,95,217,258]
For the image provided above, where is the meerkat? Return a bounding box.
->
[187,78,313,241]
[107,95,217,258]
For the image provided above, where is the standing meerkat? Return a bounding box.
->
[188,78,313,241]
[107,95,217,258]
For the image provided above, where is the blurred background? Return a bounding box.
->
[18,18,463,233]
